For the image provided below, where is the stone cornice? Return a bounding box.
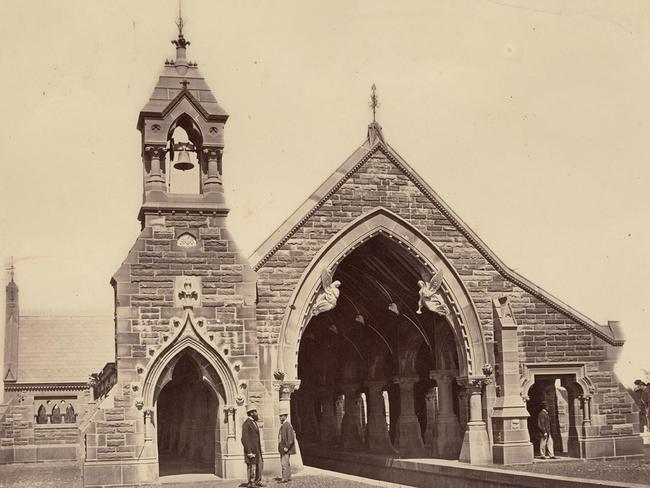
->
[251,138,622,347]
[5,382,89,392]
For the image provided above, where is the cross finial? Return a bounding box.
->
[369,83,380,123]
[180,79,190,90]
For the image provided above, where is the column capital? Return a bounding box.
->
[457,375,491,392]
[223,405,236,416]
[273,379,301,401]
[430,369,457,382]
[392,375,418,385]
[144,144,167,158]
[202,146,223,159]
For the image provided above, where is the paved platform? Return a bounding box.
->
[302,445,650,488]
[0,462,404,488]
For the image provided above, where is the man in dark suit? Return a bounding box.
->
[537,402,555,459]
[277,403,296,483]
[242,405,264,487]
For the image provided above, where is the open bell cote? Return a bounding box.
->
[136,22,229,223]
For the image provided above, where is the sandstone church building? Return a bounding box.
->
[1,18,643,488]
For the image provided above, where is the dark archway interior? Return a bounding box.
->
[157,353,217,475]
[295,234,461,457]
[526,375,583,458]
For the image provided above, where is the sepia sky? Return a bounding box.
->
[1,1,649,386]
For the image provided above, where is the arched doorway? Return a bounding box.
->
[156,352,219,476]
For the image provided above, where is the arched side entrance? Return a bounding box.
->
[141,311,239,478]
[157,352,219,475]
[522,363,595,459]
[279,208,491,465]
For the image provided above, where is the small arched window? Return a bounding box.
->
[64,404,76,423]
[36,405,48,424]
[51,404,62,424]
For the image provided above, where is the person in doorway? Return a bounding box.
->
[277,403,296,483]
[242,405,265,488]
[538,402,555,459]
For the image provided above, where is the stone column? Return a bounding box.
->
[458,377,492,464]
[201,147,223,193]
[581,395,592,426]
[143,409,154,441]
[432,372,462,458]
[318,389,339,445]
[393,376,425,456]
[366,381,397,454]
[334,393,345,444]
[340,384,363,450]
[223,406,237,453]
[490,296,533,464]
[144,145,166,192]
[423,386,437,448]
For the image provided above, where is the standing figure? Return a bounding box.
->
[242,405,265,487]
[537,402,555,459]
[277,403,296,483]
[416,269,449,315]
[634,380,649,433]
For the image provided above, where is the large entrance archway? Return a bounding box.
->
[282,208,490,466]
[294,233,465,458]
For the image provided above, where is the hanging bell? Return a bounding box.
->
[173,147,194,171]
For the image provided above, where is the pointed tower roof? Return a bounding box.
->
[137,14,227,130]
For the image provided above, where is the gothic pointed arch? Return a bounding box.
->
[278,206,487,381]
[141,312,238,408]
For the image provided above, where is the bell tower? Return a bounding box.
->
[89,14,260,486]
[136,13,229,223]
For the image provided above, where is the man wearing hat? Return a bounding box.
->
[242,405,264,487]
[277,403,296,483]
[537,402,555,459]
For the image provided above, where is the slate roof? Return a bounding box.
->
[17,315,114,384]
[139,63,228,119]
[250,123,624,346]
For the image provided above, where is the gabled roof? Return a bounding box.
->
[250,124,624,346]
[17,315,114,383]
[137,63,228,129]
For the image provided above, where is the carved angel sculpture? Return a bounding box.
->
[417,268,449,315]
[312,268,341,316]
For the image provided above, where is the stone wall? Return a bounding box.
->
[112,214,258,383]
[82,211,264,485]
[0,390,88,463]
[255,147,637,439]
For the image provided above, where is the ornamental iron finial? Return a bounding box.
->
[369,83,380,123]
[6,256,14,283]
[176,1,185,36]
[172,1,190,51]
